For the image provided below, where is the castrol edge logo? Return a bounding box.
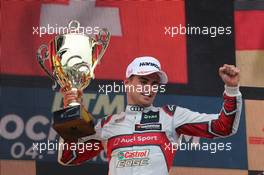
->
[116,149,150,168]
[118,149,150,160]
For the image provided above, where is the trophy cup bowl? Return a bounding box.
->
[36,21,110,141]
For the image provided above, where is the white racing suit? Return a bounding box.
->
[58,86,242,175]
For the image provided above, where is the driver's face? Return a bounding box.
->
[125,73,160,107]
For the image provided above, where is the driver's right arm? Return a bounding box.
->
[57,89,103,166]
[57,122,104,166]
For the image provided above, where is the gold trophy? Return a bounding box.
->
[36,20,110,141]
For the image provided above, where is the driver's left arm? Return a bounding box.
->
[173,86,242,138]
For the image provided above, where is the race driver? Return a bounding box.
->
[58,56,242,175]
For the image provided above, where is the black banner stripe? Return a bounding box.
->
[235,0,264,10]
[36,162,108,175]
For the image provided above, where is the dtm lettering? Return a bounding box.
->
[117,150,150,168]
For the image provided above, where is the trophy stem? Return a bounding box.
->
[62,88,82,107]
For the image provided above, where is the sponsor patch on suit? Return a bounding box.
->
[141,111,160,124]
[135,123,162,131]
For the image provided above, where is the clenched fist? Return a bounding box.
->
[219,64,240,87]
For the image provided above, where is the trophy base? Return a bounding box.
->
[52,105,95,142]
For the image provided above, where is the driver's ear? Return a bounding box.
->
[124,79,129,85]
[124,78,131,86]
[124,75,134,85]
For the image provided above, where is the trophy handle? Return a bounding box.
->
[36,44,57,89]
[91,28,111,77]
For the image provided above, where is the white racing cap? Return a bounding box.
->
[126,56,168,84]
